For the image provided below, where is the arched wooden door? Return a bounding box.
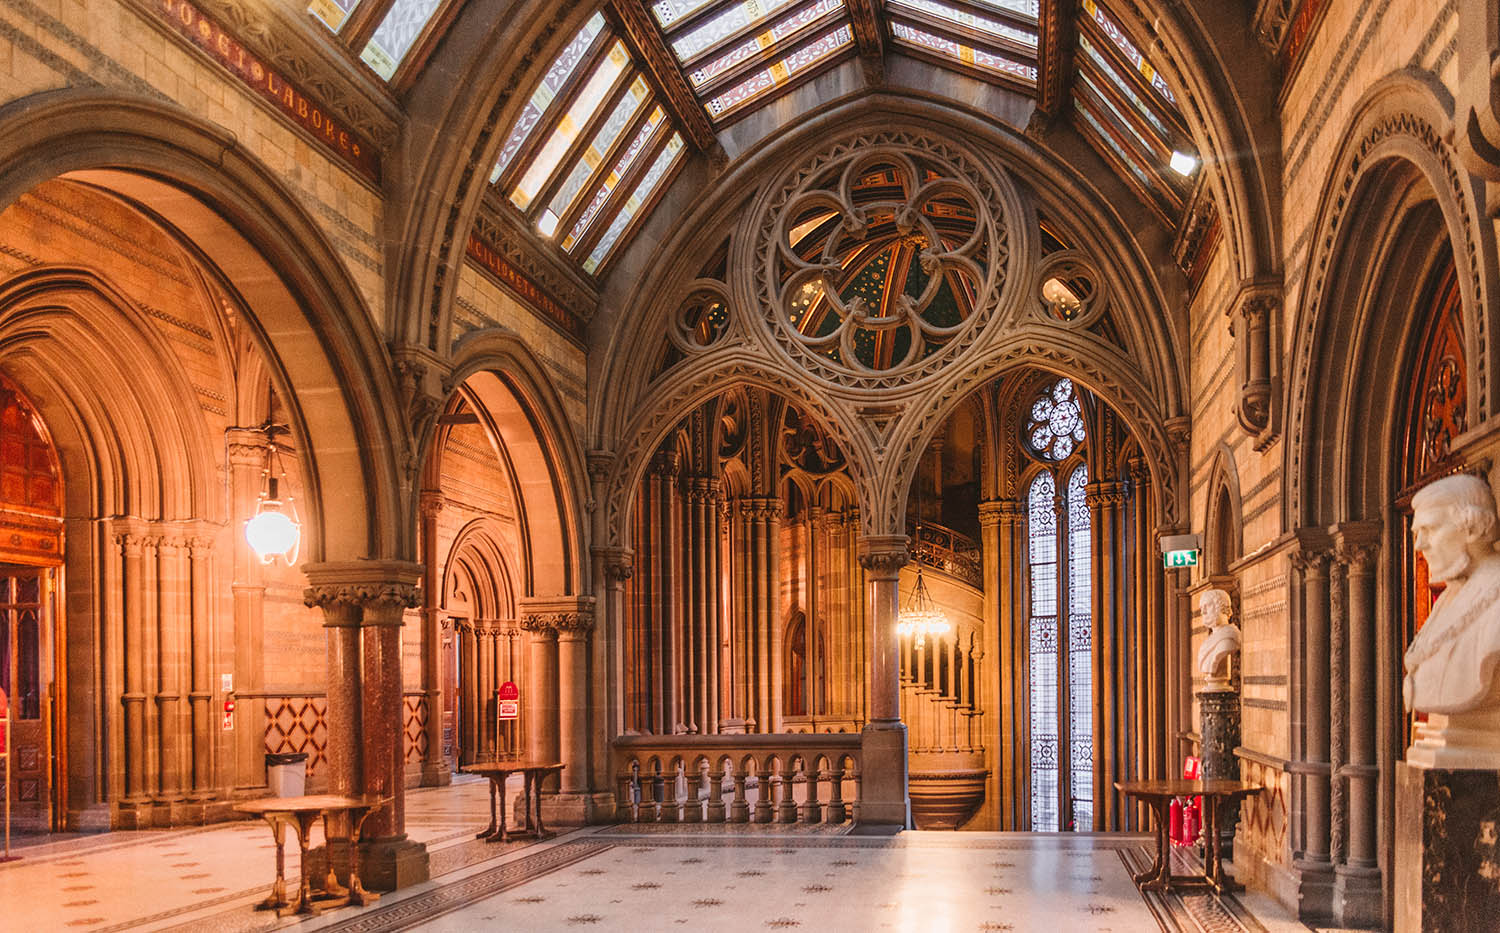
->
[0,375,64,831]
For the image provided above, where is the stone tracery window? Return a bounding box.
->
[1025,378,1093,831]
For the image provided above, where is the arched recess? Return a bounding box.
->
[0,88,408,562]
[1282,74,1496,928]
[1287,73,1498,528]
[1203,444,1243,578]
[441,518,521,766]
[443,331,590,596]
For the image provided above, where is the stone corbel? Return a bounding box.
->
[1229,278,1282,449]
[518,595,598,634]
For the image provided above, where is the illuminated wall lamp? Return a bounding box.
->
[1169,150,1199,177]
[245,437,301,565]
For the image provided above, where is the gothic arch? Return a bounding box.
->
[0,88,409,562]
[1286,72,1499,528]
[444,330,590,596]
[1203,444,1243,577]
[443,518,517,622]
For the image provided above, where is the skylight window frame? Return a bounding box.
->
[563,107,675,257]
[1074,70,1171,169]
[1074,13,1187,141]
[886,11,1039,92]
[673,0,844,73]
[577,130,690,274]
[888,0,1039,55]
[1071,96,1180,224]
[352,0,464,90]
[514,60,644,219]
[492,30,621,199]
[684,1,850,99]
[544,83,663,246]
[1073,76,1188,207]
[700,21,859,124]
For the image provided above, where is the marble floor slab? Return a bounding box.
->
[0,778,1367,932]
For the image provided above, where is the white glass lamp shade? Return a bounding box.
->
[245,502,300,563]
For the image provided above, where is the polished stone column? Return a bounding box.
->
[521,614,561,783]
[523,596,599,823]
[119,527,148,804]
[418,491,448,785]
[859,534,910,826]
[304,562,427,891]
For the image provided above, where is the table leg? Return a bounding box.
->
[286,811,320,916]
[1133,799,1170,887]
[532,771,547,837]
[346,806,381,906]
[1203,797,1225,893]
[256,816,291,911]
[477,776,499,840]
[319,811,350,897]
[497,776,511,844]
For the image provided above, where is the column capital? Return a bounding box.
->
[977,498,1022,528]
[1332,521,1381,572]
[594,546,634,582]
[518,595,597,633]
[418,490,445,518]
[1290,527,1335,574]
[225,426,270,466]
[858,535,910,577]
[303,560,423,618]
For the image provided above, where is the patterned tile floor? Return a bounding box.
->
[0,779,1364,932]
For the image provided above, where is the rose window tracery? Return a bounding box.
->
[1026,378,1086,461]
[756,135,1016,387]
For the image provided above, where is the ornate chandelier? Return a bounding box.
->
[898,479,950,650]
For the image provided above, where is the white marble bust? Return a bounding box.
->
[1196,588,1241,692]
[1404,473,1500,768]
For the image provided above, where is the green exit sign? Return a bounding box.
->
[1164,548,1200,569]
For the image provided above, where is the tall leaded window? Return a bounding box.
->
[1025,377,1093,831]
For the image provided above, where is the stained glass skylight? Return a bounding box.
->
[887,0,1040,90]
[489,15,690,277]
[307,0,361,32]
[1071,0,1194,220]
[360,0,443,80]
[650,0,858,123]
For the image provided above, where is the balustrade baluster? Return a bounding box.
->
[826,762,847,823]
[684,761,703,823]
[730,765,750,823]
[707,764,727,822]
[801,759,823,823]
[753,761,775,823]
[777,761,799,823]
[660,761,681,823]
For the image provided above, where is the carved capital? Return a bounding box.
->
[858,535,910,576]
[977,498,1022,527]
[302,560,424,620]
[419,490,446,519]
[1333,521,1382,574]
[595,546,634,583]
[225,427,270,466]
[518,595,597,634]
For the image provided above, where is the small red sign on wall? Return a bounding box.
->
[498,682,519,701]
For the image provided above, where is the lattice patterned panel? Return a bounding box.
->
[1238,758,1290,865]
[403,693,429,765]
[264,696,329,777]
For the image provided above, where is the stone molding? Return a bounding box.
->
[302,561,423,617]
[518,595,597,633]
[858,535,910,576]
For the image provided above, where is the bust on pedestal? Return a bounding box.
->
[1395,474,1500,932]
[1195,588,1241,859]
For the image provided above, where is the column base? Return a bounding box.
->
[859,722,910,828]
[1395,761,1500,932]
[544,792,617,826]
[1289,857,1336,921]
[1333,864,1383,928]
[419,762,453,787]
[357,835,430,892]
[67,803,112,833]
[1231,835,1315,917]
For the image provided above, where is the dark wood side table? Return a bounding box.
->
[234,794,389,916]
[462,760,565,844]
[1114,779,1261,894]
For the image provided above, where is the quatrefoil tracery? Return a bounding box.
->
[769,146,1004,377]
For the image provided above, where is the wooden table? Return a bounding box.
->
[463,760,564,844]
[234,794,389,916]
[1115,779,1261,894]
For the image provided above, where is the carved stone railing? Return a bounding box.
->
[906,519,982,589]
[612,734,862,825]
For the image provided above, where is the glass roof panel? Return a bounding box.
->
[542,76,653,234]
[491,12,608,182]
[360,0,443,80]
[1081,0,1176,107]
[509,40,632,212]
[704,24,854,118]
[973,0,1037,16]
[889,0,1037,48]
[308,0,361,32]
[1075,102,1153,191]
[687,0,845,88]
[1078,73,1157,157]
[652,0,719,28]
[585,132,687,273]
[563,106,668,252]
[671,0,804,61]
[891,21,1037,83]
[1077,34,1171,141]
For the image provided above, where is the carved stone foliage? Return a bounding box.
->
[750,131,1021,389]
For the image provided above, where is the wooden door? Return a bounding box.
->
[441,620,458,770]
[0,568,53,831]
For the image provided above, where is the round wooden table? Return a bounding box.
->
[462,760,564,843]
[1114,779,1261,894]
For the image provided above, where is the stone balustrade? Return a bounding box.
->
[612,734,862,825]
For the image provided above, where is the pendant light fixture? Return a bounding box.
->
[897,462,950,650]
[244,425,302,566]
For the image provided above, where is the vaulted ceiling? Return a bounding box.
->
[301,0,1215,283]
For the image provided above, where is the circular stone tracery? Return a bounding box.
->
[754,134,1016,389]
[1026,377,1086,461]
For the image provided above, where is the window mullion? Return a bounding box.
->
[496,32,616,192]
[526,66,640,224]
[1053,484,1072,831]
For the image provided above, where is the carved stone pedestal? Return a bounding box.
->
[859,722,910,827]
[1395,762,1500,932]
[1199,688,1241,858]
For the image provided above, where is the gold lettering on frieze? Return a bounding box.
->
[151,0,381,184]
[464,233,585,343]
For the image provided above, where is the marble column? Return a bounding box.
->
[303,562,427,891]
[524,596,599,823]
[859,535,910,826]
[522,617,561,782]
[418,491,448,785]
